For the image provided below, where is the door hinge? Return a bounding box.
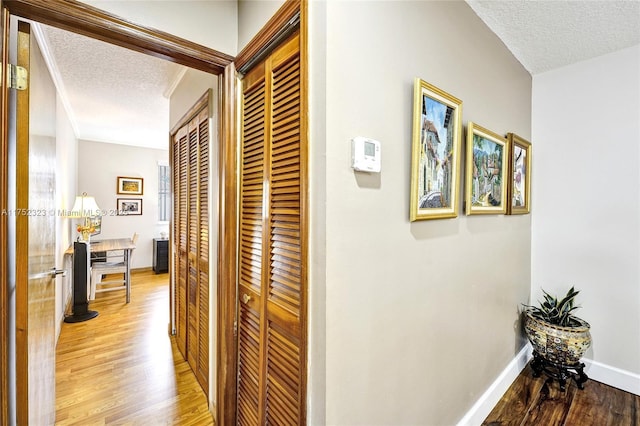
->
[233,320,238,337]
[6,64,28,90]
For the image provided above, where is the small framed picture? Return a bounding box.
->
[507,133,531,215]
[117,198,143,215]
[117,176,144,195]
[89,216,102,236]
[410,78,463,221]
[465,122,509,215]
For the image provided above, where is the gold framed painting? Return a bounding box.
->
[465,122,509,215]
[410,78,463,221]
[117,176,144,195]
[507,133,531,214]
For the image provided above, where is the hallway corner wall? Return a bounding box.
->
[532,44,640,383]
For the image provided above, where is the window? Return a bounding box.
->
[158,163,170,222]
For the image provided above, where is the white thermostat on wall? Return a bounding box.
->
[351,137,381,173]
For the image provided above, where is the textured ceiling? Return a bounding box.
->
[39,24,184,150]
[466,0,640,74]
[35,2,640,151]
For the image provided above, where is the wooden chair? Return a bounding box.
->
[89,233,138,300]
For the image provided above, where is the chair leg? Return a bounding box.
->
[89,269,101,300]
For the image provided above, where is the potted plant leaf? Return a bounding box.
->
[522,287,592,389]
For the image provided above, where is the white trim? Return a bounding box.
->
[32,23,81,138]
[457,345,532,426]
[583,358,640,396]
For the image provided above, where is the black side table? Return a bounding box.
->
[153,238,169,273]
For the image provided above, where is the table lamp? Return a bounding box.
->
[70,192,100,242]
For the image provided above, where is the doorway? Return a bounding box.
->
[0,1,235,424]
[1,1,309,425]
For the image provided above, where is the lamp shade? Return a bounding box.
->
[70,193,100,218]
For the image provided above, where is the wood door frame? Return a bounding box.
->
[15,19,30,424]
[0,5,8,424]
[0,0,236,424]
[3,0,233,74]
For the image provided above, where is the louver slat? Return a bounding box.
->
[196,108,210,390]
[187,118,199,372]
[237,305,261,426]
[239,78,266,297]
[197,268,209,387]
[172,135,181,356]
[265,323,300,425]
[198,110,209,260]
[270,52,301,317]
[237,68,267,425]
[175,130,188,359]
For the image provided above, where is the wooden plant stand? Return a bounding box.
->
[530,350,589,391]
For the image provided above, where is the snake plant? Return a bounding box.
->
[524,286,582,327]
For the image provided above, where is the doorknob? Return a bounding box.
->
[50,268,66,278]
[241,293,251,304]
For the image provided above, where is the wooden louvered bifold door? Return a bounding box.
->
[172,98,210,396]
[237,31,306,425]
[238,59,266,426]
[173,127,189,359]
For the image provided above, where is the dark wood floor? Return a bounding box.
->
[483,363,640,426]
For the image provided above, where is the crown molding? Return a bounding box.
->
[31,22,81,138]
[163,66,187,99]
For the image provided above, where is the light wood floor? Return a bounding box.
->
[483,362,640,425]
[55,270,214,425]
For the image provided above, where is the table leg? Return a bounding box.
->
[125,248,131,303]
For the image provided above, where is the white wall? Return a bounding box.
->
[77,140,169,269]
[237,0,285,52]
[532,45,640,381]
[169,69,217,129]
[32,27,80,341]
[81,0,238,55]
[310,2,532,424]
[308,1,328,423]
[55,97,78,337]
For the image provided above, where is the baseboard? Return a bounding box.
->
[457,345,532,426]
[583,358,640,396]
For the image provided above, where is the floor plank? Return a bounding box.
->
[482,365,546,425]
[522,379,577,426]
[55,271,213,425]
[483,363,640,426]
